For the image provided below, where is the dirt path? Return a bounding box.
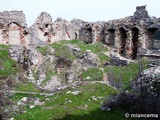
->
[1,81,108,96]
[1,90,53,96]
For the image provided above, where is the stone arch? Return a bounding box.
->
[147,28,158,49]
[8,22,21,45]
[84,27,92,43]
[106,29,115,46]
[75,32,78,39]
[153,29,160,49]
[119,27,127,55]
[131,27,139,59]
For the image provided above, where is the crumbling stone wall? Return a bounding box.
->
[29,12,54,44]
[0,6,160,59]
[30,13,76,44]
[0,11,28,45]
[104,5,160,59]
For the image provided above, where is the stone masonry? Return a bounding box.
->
[0,11,29,45]
[0,6,160,59]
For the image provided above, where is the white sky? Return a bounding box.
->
[0,0,160,26]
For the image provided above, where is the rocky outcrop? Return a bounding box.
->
[80,50,99,68]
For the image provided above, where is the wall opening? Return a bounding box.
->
[107,29,115,46]
[75,32,78,39]
[8,23,21,45]
[132,27,139,59]
[153,29,160,49]
[45,24,49,28]
[119,28,127,56]
[147,28,158,49]
[85,28,92,43]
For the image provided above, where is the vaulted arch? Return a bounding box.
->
[119,27,127,56]
[8,22,21,45]
[106,29,115,46]
[147,28,158,49]
[132,27,139,59]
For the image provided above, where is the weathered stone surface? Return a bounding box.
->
[0,6,160,60]
[92,22,105,43]
[41,76,61,91]
[52,18,76,42]
[30,14,76,44]
[65,44,82,57]
[80,50,99,68]
[104,5,160,59]
[108,52,134,66]
[9,45,44,70]
[0,11,28,45]
[29,12,54,44]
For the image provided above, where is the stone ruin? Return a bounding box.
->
[0,6,160,59]
[0,11,28,45]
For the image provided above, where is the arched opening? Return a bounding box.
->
[106,29,115,46]
[147,28,158,49]
[85,28,92,43]
[132,27,139,59]
[153,29,160,49]
[119,28,127,56]
[8,22,21,45]
[75,32,78,39]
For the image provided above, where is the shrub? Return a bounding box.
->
[101,87,160,115]
[102,60,160,115]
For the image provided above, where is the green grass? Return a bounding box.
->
[104,63,139,88]
[14,82,40,92]
[14,83,135,120]
[81,68,103,81]
[36,46,50,56]
[37,40,109,64]
[0,44,21,79]
[98,52,110,64]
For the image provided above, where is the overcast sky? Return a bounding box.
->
[0,0,160,26]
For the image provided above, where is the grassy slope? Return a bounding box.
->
[0,44,19,79]
[36,40,110,82]
[14,83,133,120]
[0,41,140,119]
[37,39,110,63]
[0,44,40,92]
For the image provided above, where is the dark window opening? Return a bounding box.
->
[147,28,158,49]
[119,28,127,56]
[132,27,139,59]
[75,32,78,39]
[44,32,48,36]
[45,24,49,28]
[153,29,160,49]
[107,29,115,46]
[85,28,93,43]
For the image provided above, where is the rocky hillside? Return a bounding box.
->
[0,5,160,120]
[0,38,160,119]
